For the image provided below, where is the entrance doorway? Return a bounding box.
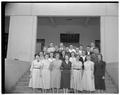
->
[36,16,100,52]
[4,16,10,59]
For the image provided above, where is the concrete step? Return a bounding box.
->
[16,82,29,86]
[11,70,118,93]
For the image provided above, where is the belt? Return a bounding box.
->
[62,69,71,70]
[73,69,82,70]
[33,68,40,69]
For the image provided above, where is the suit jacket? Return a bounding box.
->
[85,51,93,55]
[79,56,87,70]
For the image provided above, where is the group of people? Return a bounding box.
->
[28,42,106,93]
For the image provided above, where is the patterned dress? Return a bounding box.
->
[42,59,51,89]
[50,59,62,88]
[69,57,76,89]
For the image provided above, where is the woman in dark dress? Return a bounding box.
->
[60,54,72,93]
[94,54,106,93]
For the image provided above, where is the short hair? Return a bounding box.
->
[34,53,40,57]
[86,45,90,47]
[44,53,49,56]
[79,44,83,46]
[86,55,91,58]
[98,54,103,60]
[55,53,60,57]
[65,54,70,58]
[93,47,99,51]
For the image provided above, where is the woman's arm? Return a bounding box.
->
[30,61,34,72]
[60,61,64,70]
[91,62,94,79]
[29,61,34,78]
[102,61,106,79]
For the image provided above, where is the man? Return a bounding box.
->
[69,45,76,53]
[59,43,65,52]
[47,43,55,53]
[86,45,92,55]
[79,44,83,56]
[90,42,95,53]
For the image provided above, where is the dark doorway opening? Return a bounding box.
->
[4,16,10,59]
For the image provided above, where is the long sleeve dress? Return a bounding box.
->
[71,60,83,91]
[42,59,51,89]
[69,57,76,89]
[28,60,43,88]
[81,60,95,91]
[60,60,72,89]
[50,59,62,89]
[48,58,55,88]
[94,60,106,90]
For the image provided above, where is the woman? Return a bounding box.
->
[72,55,83,93]
[94,54,106,93]
[42,53,51,93]
[28,54,43,92]
[81,55,95,92]
[48,52,55,62]
[79,50,87,77]
[60,50,66,61]
[60,54,72,93]
[69,52,76,90]
[39,51,44,60]
[48,52,55,92]
[51,53,62,93]
[43,46,48,55]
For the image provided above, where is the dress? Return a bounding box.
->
[69,57,76,89]
[51,59,62,88]
[81,60,95,91]
[48,58,55,88]
[28,60,43,88]
[42,59,51,89]
[71,60,83,91]
[94,60,106,90]
[60,60,72,89]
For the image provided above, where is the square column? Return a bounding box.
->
[101,16,118,63]
[7,16,37,62]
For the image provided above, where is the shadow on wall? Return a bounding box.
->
[106,62,119,89]
[5,59,30,93]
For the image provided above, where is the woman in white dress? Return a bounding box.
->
[28,54,43,92]
[51,53,62,93]
[69,52,76,90]
[48,52,55,63]
[48,52,55,92]
[39,51,44,92]
[81,55,95,92]
[72,55,83,93]
[42,53,51,93]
